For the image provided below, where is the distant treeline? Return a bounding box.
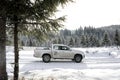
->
[51,25,120,47]
[7,25,120,47]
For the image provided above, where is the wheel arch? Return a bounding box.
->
[42,53,51,58]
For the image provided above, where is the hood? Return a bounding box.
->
[71,49,84,54]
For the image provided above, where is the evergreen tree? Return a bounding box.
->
[21,41,25,46]
[29,39,33,46]
[62,29,72,36]
[74,37,79,47]
[69,37,74,47]
[75,27,83,36]
[58,38,62,44]
[114,30,120,46]
[102,33,111,47]
[0,0,73,80]
[80,35,86,47]
[85,36,89,47]
[94,37,100,47]
[89,35,99,47]
[53,39,58,44]
[89,35,94,47]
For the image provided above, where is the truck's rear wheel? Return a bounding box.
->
[74,55,82,63]
[42,55,51,63]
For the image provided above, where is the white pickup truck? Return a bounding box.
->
[33,44,85,63]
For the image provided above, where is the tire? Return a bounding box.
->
[42,55,51,63]
[74,55,82,63]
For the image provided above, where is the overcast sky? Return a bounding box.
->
[56,0,120,30]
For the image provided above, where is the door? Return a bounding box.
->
[53,45,73,59]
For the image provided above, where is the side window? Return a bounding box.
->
[53,46,59,50]
[53,45,70,50]
[62,46,70,50]
[58,46,62,50]
[59,46,70,50]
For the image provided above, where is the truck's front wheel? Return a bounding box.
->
[74,55,82,63]
[42,54,51,63]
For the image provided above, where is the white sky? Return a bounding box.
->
[56,0,120,30]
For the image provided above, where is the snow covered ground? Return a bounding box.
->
[6,46,120,80]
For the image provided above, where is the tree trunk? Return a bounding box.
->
[0,17,8,80]
[13,15,19,80]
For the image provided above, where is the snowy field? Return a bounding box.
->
[6,46,120,80]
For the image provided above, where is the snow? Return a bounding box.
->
[19,69,120,80]
[6,46,120,80]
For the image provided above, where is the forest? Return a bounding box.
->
[7,25,120,47]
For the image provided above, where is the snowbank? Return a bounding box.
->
[19,69,120,80]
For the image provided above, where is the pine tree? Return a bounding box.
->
[53,39,58,44]
[89,35,94,47]
[74,37,79,47]
[89,35,99,47]
[114,30,120,46]
[69,37,74,47]
[85,36,89,47]
[80,35,86,47]
[0,0,73,80]
[58,38,62,44]
[75,27,83,36]
[102,33,111,47]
